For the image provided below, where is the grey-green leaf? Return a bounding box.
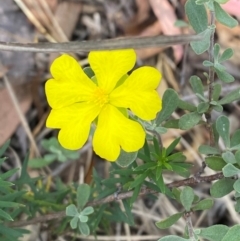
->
[214,2,238,28]
[116,150,138,167]
[66,204,78,217]
[192,198,214,211]
[233,179,240,193]
[219,48,234,63]
[81,206,94,216]
[179,112,202,130]
[222,225,240,241]
[79,222,90,236]
[210,178,235,198]
[222,151,236,164]
[77,184,91,210]
[230,129,240,148]
[185,0,208,33]
[79,215,88,223]
[197,102,209,114]
[198,145,220,155]
[180,186,194,211]
[190,27,213,55]
[70,216,79,229]
[212,83,222,101]
[218,88,240,105]
[155,212,183,229]
[215,68,235,83]
[216,115,230,148]
[223,163,240,177]
[158,235,190,241]
[156,89,179,125]
[199,225,229,241]
[189,75,204,97]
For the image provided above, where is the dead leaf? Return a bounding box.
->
[222,0,240,17]
[0,85,32,146]
[149,0,183,62]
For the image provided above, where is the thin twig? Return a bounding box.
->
[8,172,224,228]
[206,11,216,147]
[0,34,203,53]
[185,212,196,241]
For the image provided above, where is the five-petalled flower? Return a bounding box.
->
[45,49,162,161]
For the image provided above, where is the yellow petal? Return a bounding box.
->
[46,55,96,109]
[88,50,136,93]
[110,66,162,120]
[93,104,145,161]
[46,102,101,150]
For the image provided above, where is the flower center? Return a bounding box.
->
[93,87,109,107]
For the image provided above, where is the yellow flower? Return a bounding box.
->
[45,49,162,161]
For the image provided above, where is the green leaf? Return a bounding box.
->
[219,48,234,63]
[216,115,230,148]
[205,156,226,171]
[0,209,13,221]
[129,172,148,190]
[77,184,91,210]
[215,68,235,83]
[179,112,202,130]
[70,216,79,229]
[134,162,156,172]
[66,204,78,217]
[198,145,220,155]
[130,183,141,206]
[0,168,18,180]
[0,201,21,208]
[163,119,179,129]
[122,199,135,226]
[170,163,190,178]
[178,99,196,112]
[233,179,240,193]
[185,0,208,33]
[180,186,194,211]
[214,2,238,28]
[197,102,209,114]
[190,27,213,55]
[210,178,235,198]
[83,67,95,78]
[223,163,240,177]
[155,169,166,193]
[81,206,94,216]
[218,88,240,105]
[79,222,90,236]
[222,225,240,241]
[0,140,10,157]
[230,129,240,148]
[192,198,214,211]
[156,89,179,125]
[158,235,190,241]
[212,83,222,101]
[199,225,229,241]
[189,75,204,97]
[116,150,138,167]
[222,151,236,164]
[155,212,183,229]
[166,137,181,156]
